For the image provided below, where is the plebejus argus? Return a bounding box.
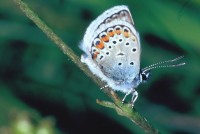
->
[80,5,185,107]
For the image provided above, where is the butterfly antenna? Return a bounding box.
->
[143,56,185,70]
[143,56,185,73]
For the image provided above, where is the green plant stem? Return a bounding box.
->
[13,0,161,133]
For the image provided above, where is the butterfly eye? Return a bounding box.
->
[115,26,122,35]
[141,71,151,82]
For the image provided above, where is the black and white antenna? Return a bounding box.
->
[142,56,186,73]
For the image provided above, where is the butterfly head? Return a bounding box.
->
[140,69,151,83]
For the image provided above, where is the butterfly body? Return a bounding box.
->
[80,5,185,106]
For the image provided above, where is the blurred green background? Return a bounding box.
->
[0,0,199,134]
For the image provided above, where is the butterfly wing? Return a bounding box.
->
[80,5,141,92]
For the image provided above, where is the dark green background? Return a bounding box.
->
[0,0,199,134]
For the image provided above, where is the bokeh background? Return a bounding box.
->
[0,0,199,134]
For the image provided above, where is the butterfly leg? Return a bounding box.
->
[100,85,109,90]
[131,90,138,107]
[122,88,135,104]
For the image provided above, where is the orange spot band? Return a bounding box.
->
[124,31,129,38]
[92,52,99,60]
[116,29,121,35]
[108,31,114,37]
[101,35,109,42]
[96,41,104,49]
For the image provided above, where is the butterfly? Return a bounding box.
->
[79,5,185,107]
